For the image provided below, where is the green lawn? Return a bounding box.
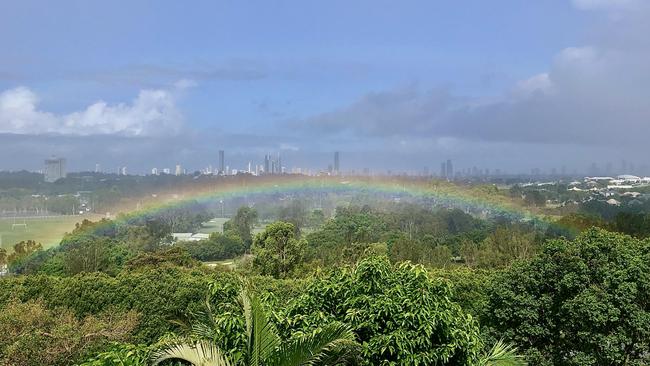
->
[0,214,104,251]
[197,217,229,234]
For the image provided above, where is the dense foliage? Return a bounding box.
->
[279,256,484,365]
[485,228,650,365]
[3,175,650,365]
[0,299,138,366]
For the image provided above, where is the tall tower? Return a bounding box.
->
[218,150,225,175]
[175,164,182,176]
[334,151,340,174]
[44,156,66,182]
[264,154,270,175]
[445,159,453,180]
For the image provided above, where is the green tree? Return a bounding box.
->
[485,228,650,365]
[177,232,245,261]
[475,227,537,268]
[153,289,359,366]
[0,248,6,267]
[224,207,258,249]
[252,222,305,278]
[80,343,151,366]
[7,240,42,265]
[278,200,309,234]
[280,256,484,365]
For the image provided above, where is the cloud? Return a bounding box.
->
[511,73,553,98]
[0,83,189,136]
[293,2,650,149]
[291,86,457,138]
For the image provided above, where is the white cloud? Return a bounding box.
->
[0,83,189,136]
[512,73,554,98]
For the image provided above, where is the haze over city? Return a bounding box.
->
[1,0,649,174]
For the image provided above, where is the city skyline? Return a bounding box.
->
[32,151,650,179]
[1,1,650,172]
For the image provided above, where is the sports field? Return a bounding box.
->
[0,214,103,252]
[196,217,229,234]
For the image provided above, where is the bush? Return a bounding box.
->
[0,299,138,366]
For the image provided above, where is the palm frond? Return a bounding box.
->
[240,289,281,366]
[152,341,232,366]
[272,322,361,366]
[479,339,527,366]
[152,341,231,366]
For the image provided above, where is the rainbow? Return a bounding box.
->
[70,175,557,240]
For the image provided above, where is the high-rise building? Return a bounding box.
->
[334,151,340,174]
[264,154,270,175]
[44,156,66,182]
[120,166,127,176]
[175,164,182,176]
[95,163,100,173]
[445,159,453,179]
[151,168,159,175]
[218,150,225,175]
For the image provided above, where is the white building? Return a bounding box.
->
[44,156,66,182]
[172,233,210,242]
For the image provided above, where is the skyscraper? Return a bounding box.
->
[264,154,270,175]
[445,159,453,180]
[218,150,225,175]
[175,164,182,176]
[44,156,66,182]
[334,151,340,174]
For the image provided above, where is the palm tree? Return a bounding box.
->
[152,290,359,366]
[478,339,527,366]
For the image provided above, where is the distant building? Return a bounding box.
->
[218,150,225,175]
[172,233,210,242]
[175,164,182,176]
[151,168,159,175]
[334,151,340,174]
[445,159,453,180]
[44,156,66,182]
[264,154,270,175]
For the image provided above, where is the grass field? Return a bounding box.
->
[197,217,229,234]
[0,214,104,251]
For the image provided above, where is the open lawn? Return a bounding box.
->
[0,214,104,251]
[197,217,229,234]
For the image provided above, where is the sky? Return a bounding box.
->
[1,0,649,175]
